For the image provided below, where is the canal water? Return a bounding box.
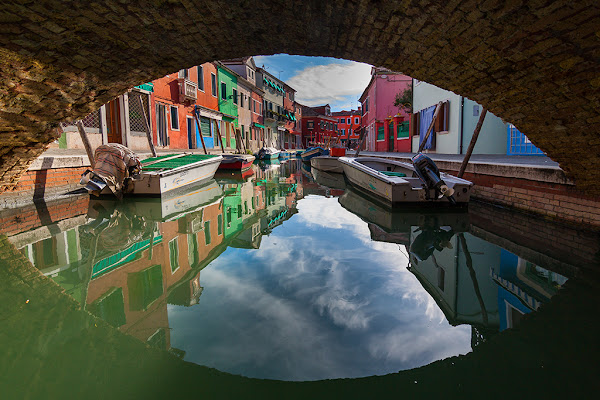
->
[1,159,598,398]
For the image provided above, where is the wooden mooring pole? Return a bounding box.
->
[137,95,157,157]
[355,127,368,158]
[458,108,487,178]
[417,101,443,153]
[193,112,208,154]
[76,120,95,169]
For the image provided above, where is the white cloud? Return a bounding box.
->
[287,62,372,108]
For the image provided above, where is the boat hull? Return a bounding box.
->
[301,147,329,162]
[218,154,255,171]
[310,156,343,173]
[131,155,222,195]
[339,156,472,205]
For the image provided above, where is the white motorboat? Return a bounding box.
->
[310,155,343,173]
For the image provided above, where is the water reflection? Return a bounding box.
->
[0,158,578,384]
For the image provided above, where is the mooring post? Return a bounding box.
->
[76,120,95,169]
[137,95,157,157]
[417,101,443,153]
[458,108,487,178]
[193,112,208,154]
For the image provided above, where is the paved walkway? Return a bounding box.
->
[40,147,560,169]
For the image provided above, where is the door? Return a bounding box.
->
[106,99,122,144]
[156,103,168,147]
[388,120,394,152]
[187,117,194,149]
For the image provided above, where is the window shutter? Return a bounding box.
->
[410,113,417,137]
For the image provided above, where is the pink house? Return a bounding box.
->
[359,67,412,152]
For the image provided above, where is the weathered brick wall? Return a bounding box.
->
[462,171,600,227]
[0,1,599,194]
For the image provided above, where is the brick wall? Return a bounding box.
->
[462,172,600,227]
[0,194,89,237]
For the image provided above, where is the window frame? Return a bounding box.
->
[211,73,217,97]
[221,82,227,100]
[170,106,179,131]
[197,65,204,92]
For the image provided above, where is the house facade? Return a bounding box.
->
[300,104,338,148]
[332,108,361,148]
[283,83,298,149]
[256,67,286,149]
[411,80,507,154]
[217,64,239,150]
[359,67,412,152]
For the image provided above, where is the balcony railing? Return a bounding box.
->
[178,78,198,102]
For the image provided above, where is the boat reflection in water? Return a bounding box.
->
[12,163,303,354]
[339,186,568,342]
[311,167,347,192]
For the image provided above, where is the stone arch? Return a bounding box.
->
[1,1,599,193]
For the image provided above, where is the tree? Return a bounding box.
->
[394,86,413,113]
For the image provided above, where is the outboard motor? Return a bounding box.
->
[412,153,456,203]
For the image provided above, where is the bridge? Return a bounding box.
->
[1,0,599,195]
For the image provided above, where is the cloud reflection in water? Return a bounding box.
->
[168,196,471,381]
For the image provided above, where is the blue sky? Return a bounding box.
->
[254,54,372,112]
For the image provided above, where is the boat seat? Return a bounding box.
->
[380,171,407,177]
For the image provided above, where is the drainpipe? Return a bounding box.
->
[458,96,465,154]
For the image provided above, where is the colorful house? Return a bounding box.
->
[193,62,222,150]
[332,108,361,148]
[220,57,265,152]
[256,67,286,149]
[216,63,239,150]
[283,83,298,149]
[359,67,412,152]
[300,104,338,148]
[411,80,507,154]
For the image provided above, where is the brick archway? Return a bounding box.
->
[1,1,599,193]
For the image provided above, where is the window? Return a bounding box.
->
[211,73,217,97]
[204,221,211,245]
[240,92,244,107]
[341,129,345,135]
[347,118,351,124]
[197,66,204,91]
[349,128,352,136]
[355,117,359,125]
[170,106,179,130]
[307,121,314,130]
[253,99,256,112]
[232,88,238,104]
[221,82,227,100]
[377,125,384,140]
[169,238,179,273]
[218,214,223,235]
[178,69,189,79]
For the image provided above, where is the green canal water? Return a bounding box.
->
[1,159,598,399]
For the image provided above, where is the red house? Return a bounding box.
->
[300,104,338,148]
[332,108,361,148]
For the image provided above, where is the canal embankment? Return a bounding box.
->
[3,149,600,230]
[351,151,600,229]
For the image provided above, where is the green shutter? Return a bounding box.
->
[377,126,385,140]
[397,121,409,138]
[200,117,211,137]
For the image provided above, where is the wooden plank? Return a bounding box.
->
[214,120,225,153]
[137,94,157,157]
[458,108,487,178]
[417,101,443,153]
[76,120,95,169]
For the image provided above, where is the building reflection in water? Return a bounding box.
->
[338,186,568,347]
[10,160,304,354]
[5,157,571,364]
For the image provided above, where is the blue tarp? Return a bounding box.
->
[419,105,436,150]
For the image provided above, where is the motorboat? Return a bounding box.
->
[338,154,472,205]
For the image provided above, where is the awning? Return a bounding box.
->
[253,123,266,129]
[198,109,222,121]
[222,115,236,122]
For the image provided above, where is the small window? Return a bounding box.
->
[355,117,359,125]
[170,106,179,130]
[346,118,350,124]
[221,82,227,100]
[198,66,204,91]
[307,121,314,130]
[240,92,244,107]
[341,129,345,135]
[211,73,217,97]
[233,88,238,104]
[217,214,223,235]
[253,100,256,112]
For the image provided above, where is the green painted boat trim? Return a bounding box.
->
[143,154,219,171]
[380,171,407,177]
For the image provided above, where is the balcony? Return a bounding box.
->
[178,78,198,102]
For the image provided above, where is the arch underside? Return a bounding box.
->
[0,0,599,193]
